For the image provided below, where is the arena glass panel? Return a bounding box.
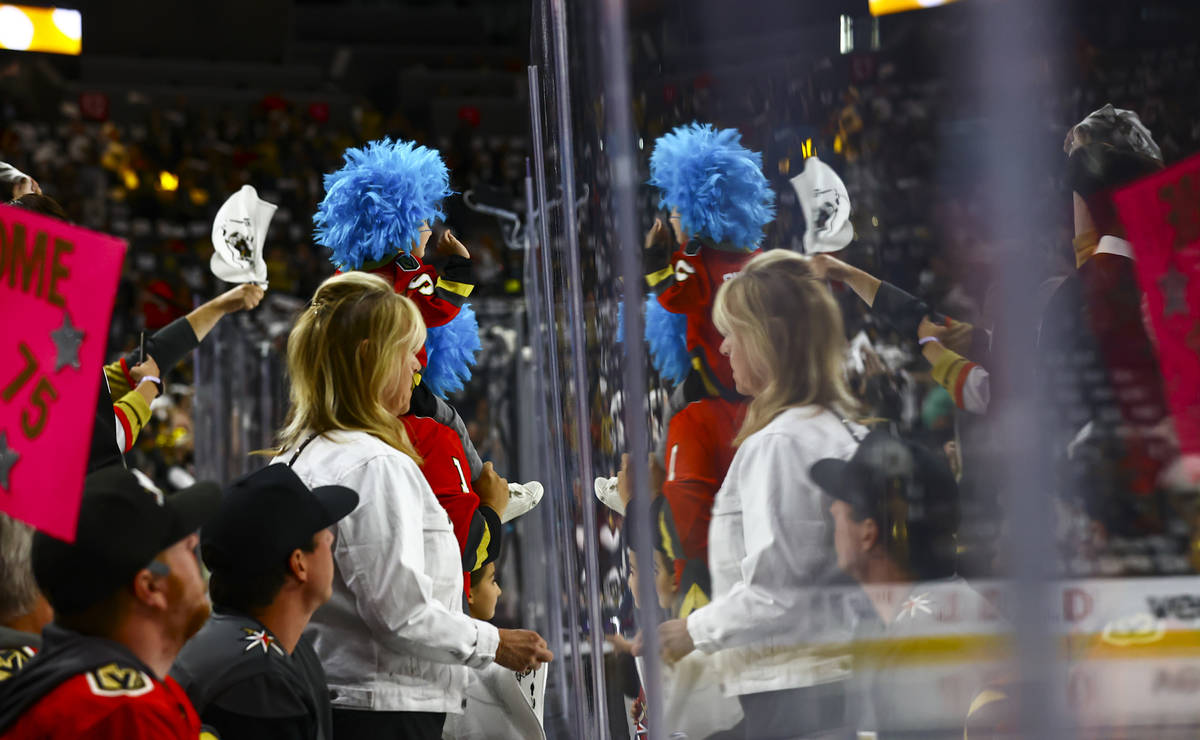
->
[525,1,1200,739]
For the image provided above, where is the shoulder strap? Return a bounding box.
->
[287,433,320,468]
[836,414,866,443]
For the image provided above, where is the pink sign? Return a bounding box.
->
[1113,154,1200,458]
[0,205,126,541]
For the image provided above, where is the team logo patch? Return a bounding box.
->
[673,259,697,282]
[0,646,36,682]
[896,592,934,622]
[407,273,435,296]
[85,663,153,697]
[241,627,285,656]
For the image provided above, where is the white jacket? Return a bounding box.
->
[276,430,500,713]
[686,406,861,697]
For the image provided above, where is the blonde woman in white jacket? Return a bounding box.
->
[657,250,864,739]
[270,272,552,740]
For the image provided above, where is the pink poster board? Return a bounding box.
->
[0,204,126,541]
[1114,154,1200,458]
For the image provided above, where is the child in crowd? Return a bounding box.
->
[623,504,742,739]
[442,561,547,740]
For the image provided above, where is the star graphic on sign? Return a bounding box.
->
[896,592,934,622]
[49,311,85,372]
[0,432,18,490]
[241,628,282,655]
[1159,264,1190,318]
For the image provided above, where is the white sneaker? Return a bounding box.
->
[501,481,544,523]
[593,476,625,515]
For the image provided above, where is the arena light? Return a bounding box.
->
[869,0,961,16]
[0,5,81,55]
[158,170,179,192]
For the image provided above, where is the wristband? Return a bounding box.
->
[918,336,941,346]
[138,375,161,386]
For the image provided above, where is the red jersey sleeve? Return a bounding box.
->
[401,416,500,573]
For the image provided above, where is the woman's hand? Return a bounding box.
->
[130,355,162,401]
[495,628,554,672]
[917,315,947,343]
[808,253,849,282]
[129,355,161,386]
[657,619,695,663]
[214,283,266,314]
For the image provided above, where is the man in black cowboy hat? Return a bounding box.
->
[0,467,221,738]
[812,429,1005,738]
[171,464,359,740]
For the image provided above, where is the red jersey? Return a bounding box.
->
[661,397,744,570]
[401,415,500,583]
[649,242,759,394]
[4,666,200,739]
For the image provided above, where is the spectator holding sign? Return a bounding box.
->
[5,191,266,473]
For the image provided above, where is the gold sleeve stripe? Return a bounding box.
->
[645,267,673,287]
[678,582,710,620]
[691,357,720,397]
[473,523,492,571]
[658,511,676,561]
[436,278,474,297]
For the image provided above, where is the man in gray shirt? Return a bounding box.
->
[812,430,1008,738]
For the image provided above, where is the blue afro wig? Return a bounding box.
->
[648,123,775,249]
[422,306,481,398]
[314,138,453,270]
[616,296,690,386]
[644,297,690,385]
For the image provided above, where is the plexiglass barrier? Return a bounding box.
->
[525,1,1200,739]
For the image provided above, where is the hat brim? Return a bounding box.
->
[162,480,223,548]
[811,457,876,514]
[810,458,851,500]
[311,484,360,528]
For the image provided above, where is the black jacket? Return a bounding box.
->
[170,611,330,740]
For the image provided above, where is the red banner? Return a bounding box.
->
[0,205,126,541]
[1114,154,1200,458]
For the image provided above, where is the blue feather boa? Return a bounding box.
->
[422,305,481,398]
[648,122,775,249]
[616,296,690,385]
[314,138,453,270]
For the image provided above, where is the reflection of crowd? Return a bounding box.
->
[594,66,1192,733]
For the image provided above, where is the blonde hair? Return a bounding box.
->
[713,250,860,445]
[275,271,426,464]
